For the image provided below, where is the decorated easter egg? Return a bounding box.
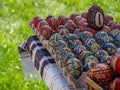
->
[110,57,120,75]
[58,14,66,25]
[70,13,79,21]
[79,51,93,61]
[79,31,93,43]
[32,17,43,28]
[65,58,82,79]
[89,44,101,54]
[49,33,62,47]
[61,16,70,25]
[64,52,75,62]
[115,48,120,57]
[47,17,59,31]
[38,20,48,30]
[81,12,88,19]
[85,38,97,48]
[104,14,114,25]
[58,29,69,41]
[101,56,112,64]
[101,25,111,34]
[40,25,53,40]
[54,40,67,52]
[65,20,76,33]
[114,34,120,47]
[67,34,78,44]
[106,20,116,28]
[109,29,120,38]
[109,78,120,90]
[73,45,86,56]
[111,24,120,30]
[95,31,108,40]
[87,5,104,30]
[70,40,82,50]
[103,43,116,55]
[88,63,114,86]
[45,15,54,22]
[98,36,113,47]
[95,50,109,62]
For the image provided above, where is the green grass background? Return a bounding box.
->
[0,0,120,90]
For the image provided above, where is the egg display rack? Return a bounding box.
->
[19,5,120,90]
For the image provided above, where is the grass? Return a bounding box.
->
[0,0,120,90]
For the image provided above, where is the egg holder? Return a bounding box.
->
[28,21,104,90]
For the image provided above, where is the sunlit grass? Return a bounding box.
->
[0,0,120,90]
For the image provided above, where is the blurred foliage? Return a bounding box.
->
[0,0,120,90]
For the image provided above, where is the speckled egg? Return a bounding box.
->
[65,58,82,79]
[103,43,116,55]
[87,5,104,30]
[88,63,114,86]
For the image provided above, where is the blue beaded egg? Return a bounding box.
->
[109,29,120,38]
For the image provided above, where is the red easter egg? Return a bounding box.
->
[38,20,48,30]
[101,25,111,34]
[109,78,120,90]
[31,16,43,24]
[111,24,120,30]
[58,14,66,25]
[40,25,53,40]
[65,20,76,33]
[104,14,114,25]
[88,63,114,86]
[74,16,83,25]
[46,15,54,22]
[81,12,88,19]
[56,25,65,33]
[47,17,59,31]
[70,13,79,21]
[87,5,104,30]
[33,17,43,28]
[110,57,120,75]
[106,21,116,28]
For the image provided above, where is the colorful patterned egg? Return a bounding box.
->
[45,15,54,22]
[109,78,120,90]
[109,29,120,38]
[87,5,104,30]
[58,29,69,41]
[40,25,53,40]
[98,36,113,47]
[110,57,120,75]
[47,17,59,31]
[49,33,62,47]
[55,40,67,52]
[67,34,78,44]
[114,34,120,47]
[70,40,82,50]
[88,63,114,86]
[104,14,114,25]
[85,38,97,48]
[61,16,70,25]
[70,13,79,21]
[79,31,93,43]
[115,48,120,57]
[65,20,76,33]
[79,51,93,61]
[103,43,116,55]
[101,25,111,34]
[64,52,75,62]
[95,31,108,40]
[95,50,109,62]
[73,45,86,56]
[58,14,66,25]
[101,56,112,64]
[89,44,101,54]
[38,20,48,30]
[65,58,82,79]
[81,12,88,19]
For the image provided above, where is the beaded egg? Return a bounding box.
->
[109,29,120,38]
[114,34,120,47]
[104,14,114,25]
[67,34,78,44]
[109,78,120,90]
[110,57,120,75]
[87,5,104,30]
[47,17,59,31]
[85,38,97,48]
[73,45,86,56]
[49,33,62,47]
[65,58,82,79]
[88,63,114,86]
[101,25,111,34]
[38,20,48,30]
[65,20,76,33]
[79,31,93,43]
[70,40,82,50]
[70,13,79,21]
[61,16,70,25]
[95,31,108,40]
[89,44,101,54]
[58,14,66,25]
[81,12,88,19]
[64,52,75,62]
[46,15,54,22]
[95,50,109,62]
[40,25,53,40]
[103,43,116,55]
[101,56,112,64]
[58,29,69,41]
